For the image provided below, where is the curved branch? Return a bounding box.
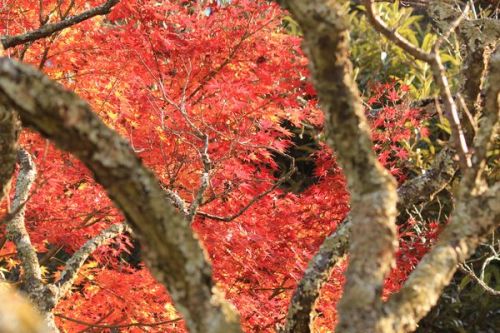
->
[381,44,500,333]
[3,150,58,331]
[6,151,44,295]
[277,1,399,332]
[282,147,458,333]
[0,58,241,333]
[364,0,472,168]
[459,264,500,296]
[56,223,131,300]
[281,221,350,333]
[0,0,120,50]
[384,183,499,332]
[197,165,296,222]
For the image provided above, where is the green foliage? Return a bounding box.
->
[282,15,301,36]
[282,2,463,100]
[349,2,462,99]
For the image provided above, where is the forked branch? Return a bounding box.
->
[276,1,399,332]
[282,147,458,333]
[0,58,241,333]
[363,0,472,168]
[381,45,500,333]
[6,151,44,295]
[56,223,131,301]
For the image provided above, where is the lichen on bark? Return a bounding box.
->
[0,58,241,333]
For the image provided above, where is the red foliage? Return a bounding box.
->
[0,1,439,332]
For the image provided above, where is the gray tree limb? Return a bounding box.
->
[0,283,49,333]
[276,1,399,332]
[5,150,60,331]
[6,151,44,300]
[378,43,499,333]
[0,0,120,50]
[281,146,457,333]
[55,223,131,301]
[0,105,20,202]
[0,58,241,333]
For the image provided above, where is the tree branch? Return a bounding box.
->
[0,283,49,333]
[276,2,399,332]
[163,187,189,216]
[281,147,458,333]
[55,223,131,301]
[3,150,59,331]
[0,58,241,333]
[188,133,211,221]
[364,0,472,168]
[6,150,44,296]
[381,44,500,333]
[197,164,296,222]
[459,263,500,296]
[383,183,499,332]
[0,0,120,50]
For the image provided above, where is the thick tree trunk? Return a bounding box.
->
[0,105,20,201]
[277,1,398,332]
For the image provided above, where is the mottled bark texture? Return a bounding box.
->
[372,42,500,333]
[277,1,398,332]
[0,58,240,333]
[7,151,42,295]
[4,151,59,332]
[0,147,131,332]
[366,35,500,332]
[55,223,131,301]
[281,220,350,333]
[282,147,458,333]
[0,0,120,50]
[0,105,20,201]
[278,1,499,332]
[427,0,500,139]
[0,105,50,333]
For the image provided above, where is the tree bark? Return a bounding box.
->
[55,223,131,301]
[0,58,241,333]
[0,105,20,202]
[282,147,458,333]
[276,1,399,332]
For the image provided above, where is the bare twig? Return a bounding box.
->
[198,153,296,222]
[363,0,472,168]
[459,263,500,296]
[188,133,211,221]
[1,0,120,50]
